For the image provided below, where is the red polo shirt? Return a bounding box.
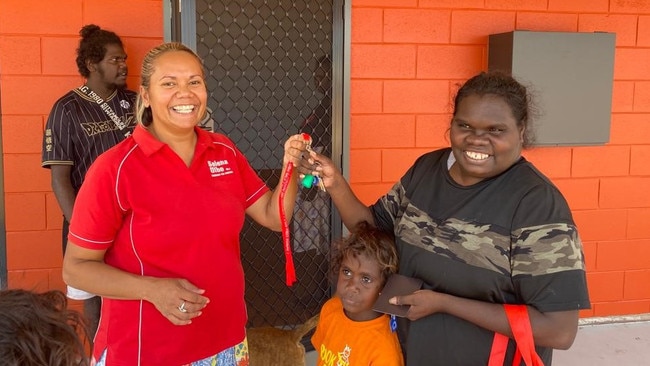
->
[69,124,269,365]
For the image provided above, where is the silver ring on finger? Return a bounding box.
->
[178,301,188,313]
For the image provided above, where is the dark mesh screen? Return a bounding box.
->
[194,0,333,331]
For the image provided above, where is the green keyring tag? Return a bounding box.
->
[301,174,316,188]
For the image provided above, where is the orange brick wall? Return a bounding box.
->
[350,0,650,318]
[0,0,163,294]
[1,0,648,320]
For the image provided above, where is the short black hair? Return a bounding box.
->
[453,71,537,147]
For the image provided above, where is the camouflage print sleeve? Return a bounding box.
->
[511,222,586,277]
[371,181,406,234]
[371,150,446,238]
[511,184,590,311]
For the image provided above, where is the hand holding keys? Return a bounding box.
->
[300,138,326,192]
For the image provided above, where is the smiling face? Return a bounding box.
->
[141,50,207,135]
[335,252,384,322]
[449,93,524,186]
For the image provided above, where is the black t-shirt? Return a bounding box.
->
[42,87,136,192]
[371,148,591,365]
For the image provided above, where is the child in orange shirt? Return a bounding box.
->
[311,221,404,366]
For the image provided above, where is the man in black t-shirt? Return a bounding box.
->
[41,24,136,339]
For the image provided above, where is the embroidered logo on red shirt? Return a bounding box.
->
[208,159,233,177]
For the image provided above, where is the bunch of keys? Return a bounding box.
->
[300,137,326,192]
[301,173,326,191]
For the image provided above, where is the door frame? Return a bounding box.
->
[164,0,350,241]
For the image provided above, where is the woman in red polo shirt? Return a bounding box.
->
[62,42,308,366]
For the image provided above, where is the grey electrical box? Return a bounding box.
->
[488,31,616,146]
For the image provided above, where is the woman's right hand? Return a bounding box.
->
[300,149,376,229]
[145,278,210,326]
[301,149,341,191]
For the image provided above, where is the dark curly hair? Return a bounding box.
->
[453,71,538,148]
[330,221,398,286]
[0,289,89,366]
[75,24,123,78]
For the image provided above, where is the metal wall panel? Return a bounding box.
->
[489,31,615,146]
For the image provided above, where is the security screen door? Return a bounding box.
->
[184,0,341,333]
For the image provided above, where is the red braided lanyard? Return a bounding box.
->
[279,161,296,286]
[278,133,311,286]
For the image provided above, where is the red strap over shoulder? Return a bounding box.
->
[488,305,544,366]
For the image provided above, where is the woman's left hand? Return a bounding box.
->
[145,277,209,326]
[390,289,443,321]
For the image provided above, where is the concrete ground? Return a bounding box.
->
[306,315,650,365]
[554,317,650,365]
[306,350,317,365]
